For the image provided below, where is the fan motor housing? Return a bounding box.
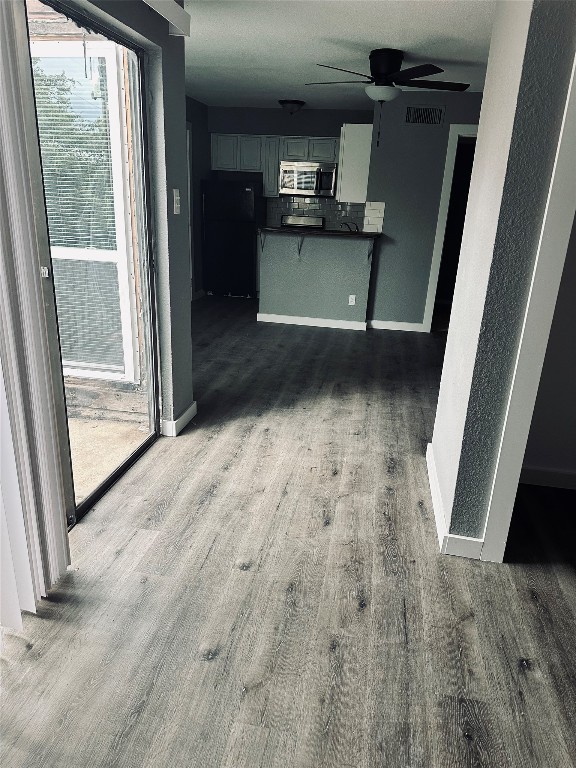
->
[369,48,404,83]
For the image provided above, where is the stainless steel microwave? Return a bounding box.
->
[278,161,337,197]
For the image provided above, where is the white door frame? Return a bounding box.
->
[186,122,194,296]
[480,52,576,562]
[422,123,478,333]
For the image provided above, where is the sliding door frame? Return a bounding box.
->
[1,0,73,584]
[23,0,162,524]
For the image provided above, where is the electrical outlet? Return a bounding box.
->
[348,294,356,306]
[173,188,180,215]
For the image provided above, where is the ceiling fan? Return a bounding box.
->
[306,48,470,101]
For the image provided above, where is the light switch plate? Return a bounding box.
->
[173,188,181,215]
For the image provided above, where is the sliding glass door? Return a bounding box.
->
[26,1,159,513]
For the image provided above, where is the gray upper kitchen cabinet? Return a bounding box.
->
[210,134,340,195]
[263,136,280,197]
[279,136,338,162]
[211,134,238,170]
[238,135,263,171]
[279,136,309,161]
[308,137,339,163]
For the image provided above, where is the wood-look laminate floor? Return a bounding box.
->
[2,297,576,768]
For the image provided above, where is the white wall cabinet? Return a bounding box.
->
[336,123,373,203]
[279,136,338,163]
[308,137,338,163]
[210,134,340,195]
[238,135,262,170]
[263,136,280,197]
[279,136,309,161]
[211,133,238,170]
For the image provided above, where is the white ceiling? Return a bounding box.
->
[184,0,497,110]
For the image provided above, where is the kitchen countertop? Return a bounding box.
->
[258,226,379,240]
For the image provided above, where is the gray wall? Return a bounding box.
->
[82,0,193,422]
[258,233,373,323]
[206,107,373,137]
[522,213,576,488]
[366,91,482,324]
[431,0,576,538]
[186,97,210,295]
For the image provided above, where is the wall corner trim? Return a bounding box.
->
[368,320,427,333]
[141,0,190,36]
[426,443,483,560]
[161,400,197,437]
[426,443,447,549]
[257,313,366,331]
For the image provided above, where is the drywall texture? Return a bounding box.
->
[431,1,533,535]
[207,107,373,137]
[522,213,576,487]
[186,97,211,295]
[366,91,482,324]
[432,0,576,538]
[258,232,373,322]
[78,0,193,422]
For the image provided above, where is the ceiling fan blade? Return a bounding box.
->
[305,79,372,85]
[401,79,470,91]
[317,63,372,79]
[389,63,444,82]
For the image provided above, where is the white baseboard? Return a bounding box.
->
[520,465,576,490]
[426,443,483,560]
[368,319,428,332]
[444,534,484,559]
[257,313,366,331]
[161,401,197,437]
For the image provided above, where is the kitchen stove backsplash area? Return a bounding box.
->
[267,197,367,232]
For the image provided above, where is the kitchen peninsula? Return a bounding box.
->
[257,227,378,331]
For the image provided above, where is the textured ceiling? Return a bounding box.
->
[184,0,496,109]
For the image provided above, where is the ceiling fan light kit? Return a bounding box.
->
[305,48,470,103]
[364,85,400,102]
[278,99,306,115]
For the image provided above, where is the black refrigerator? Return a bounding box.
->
[202,174,266,297]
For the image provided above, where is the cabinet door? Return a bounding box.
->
[263,136,280,197]
[211,134,238,170]
[238,135,262,171]
[336,124,373,203]
[308,137,338,163]
[280,136,309,161]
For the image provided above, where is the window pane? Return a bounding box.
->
[32,56,116,249]
[52,259,125,370]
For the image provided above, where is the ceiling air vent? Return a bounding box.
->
[405,106,445,125]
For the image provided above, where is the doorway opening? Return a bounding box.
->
[431,135,476,332]
[25,0,159,517]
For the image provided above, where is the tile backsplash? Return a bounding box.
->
[267,197,367,231]
[363,202,385,233]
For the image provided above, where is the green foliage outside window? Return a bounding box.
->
[32,57,117,250]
